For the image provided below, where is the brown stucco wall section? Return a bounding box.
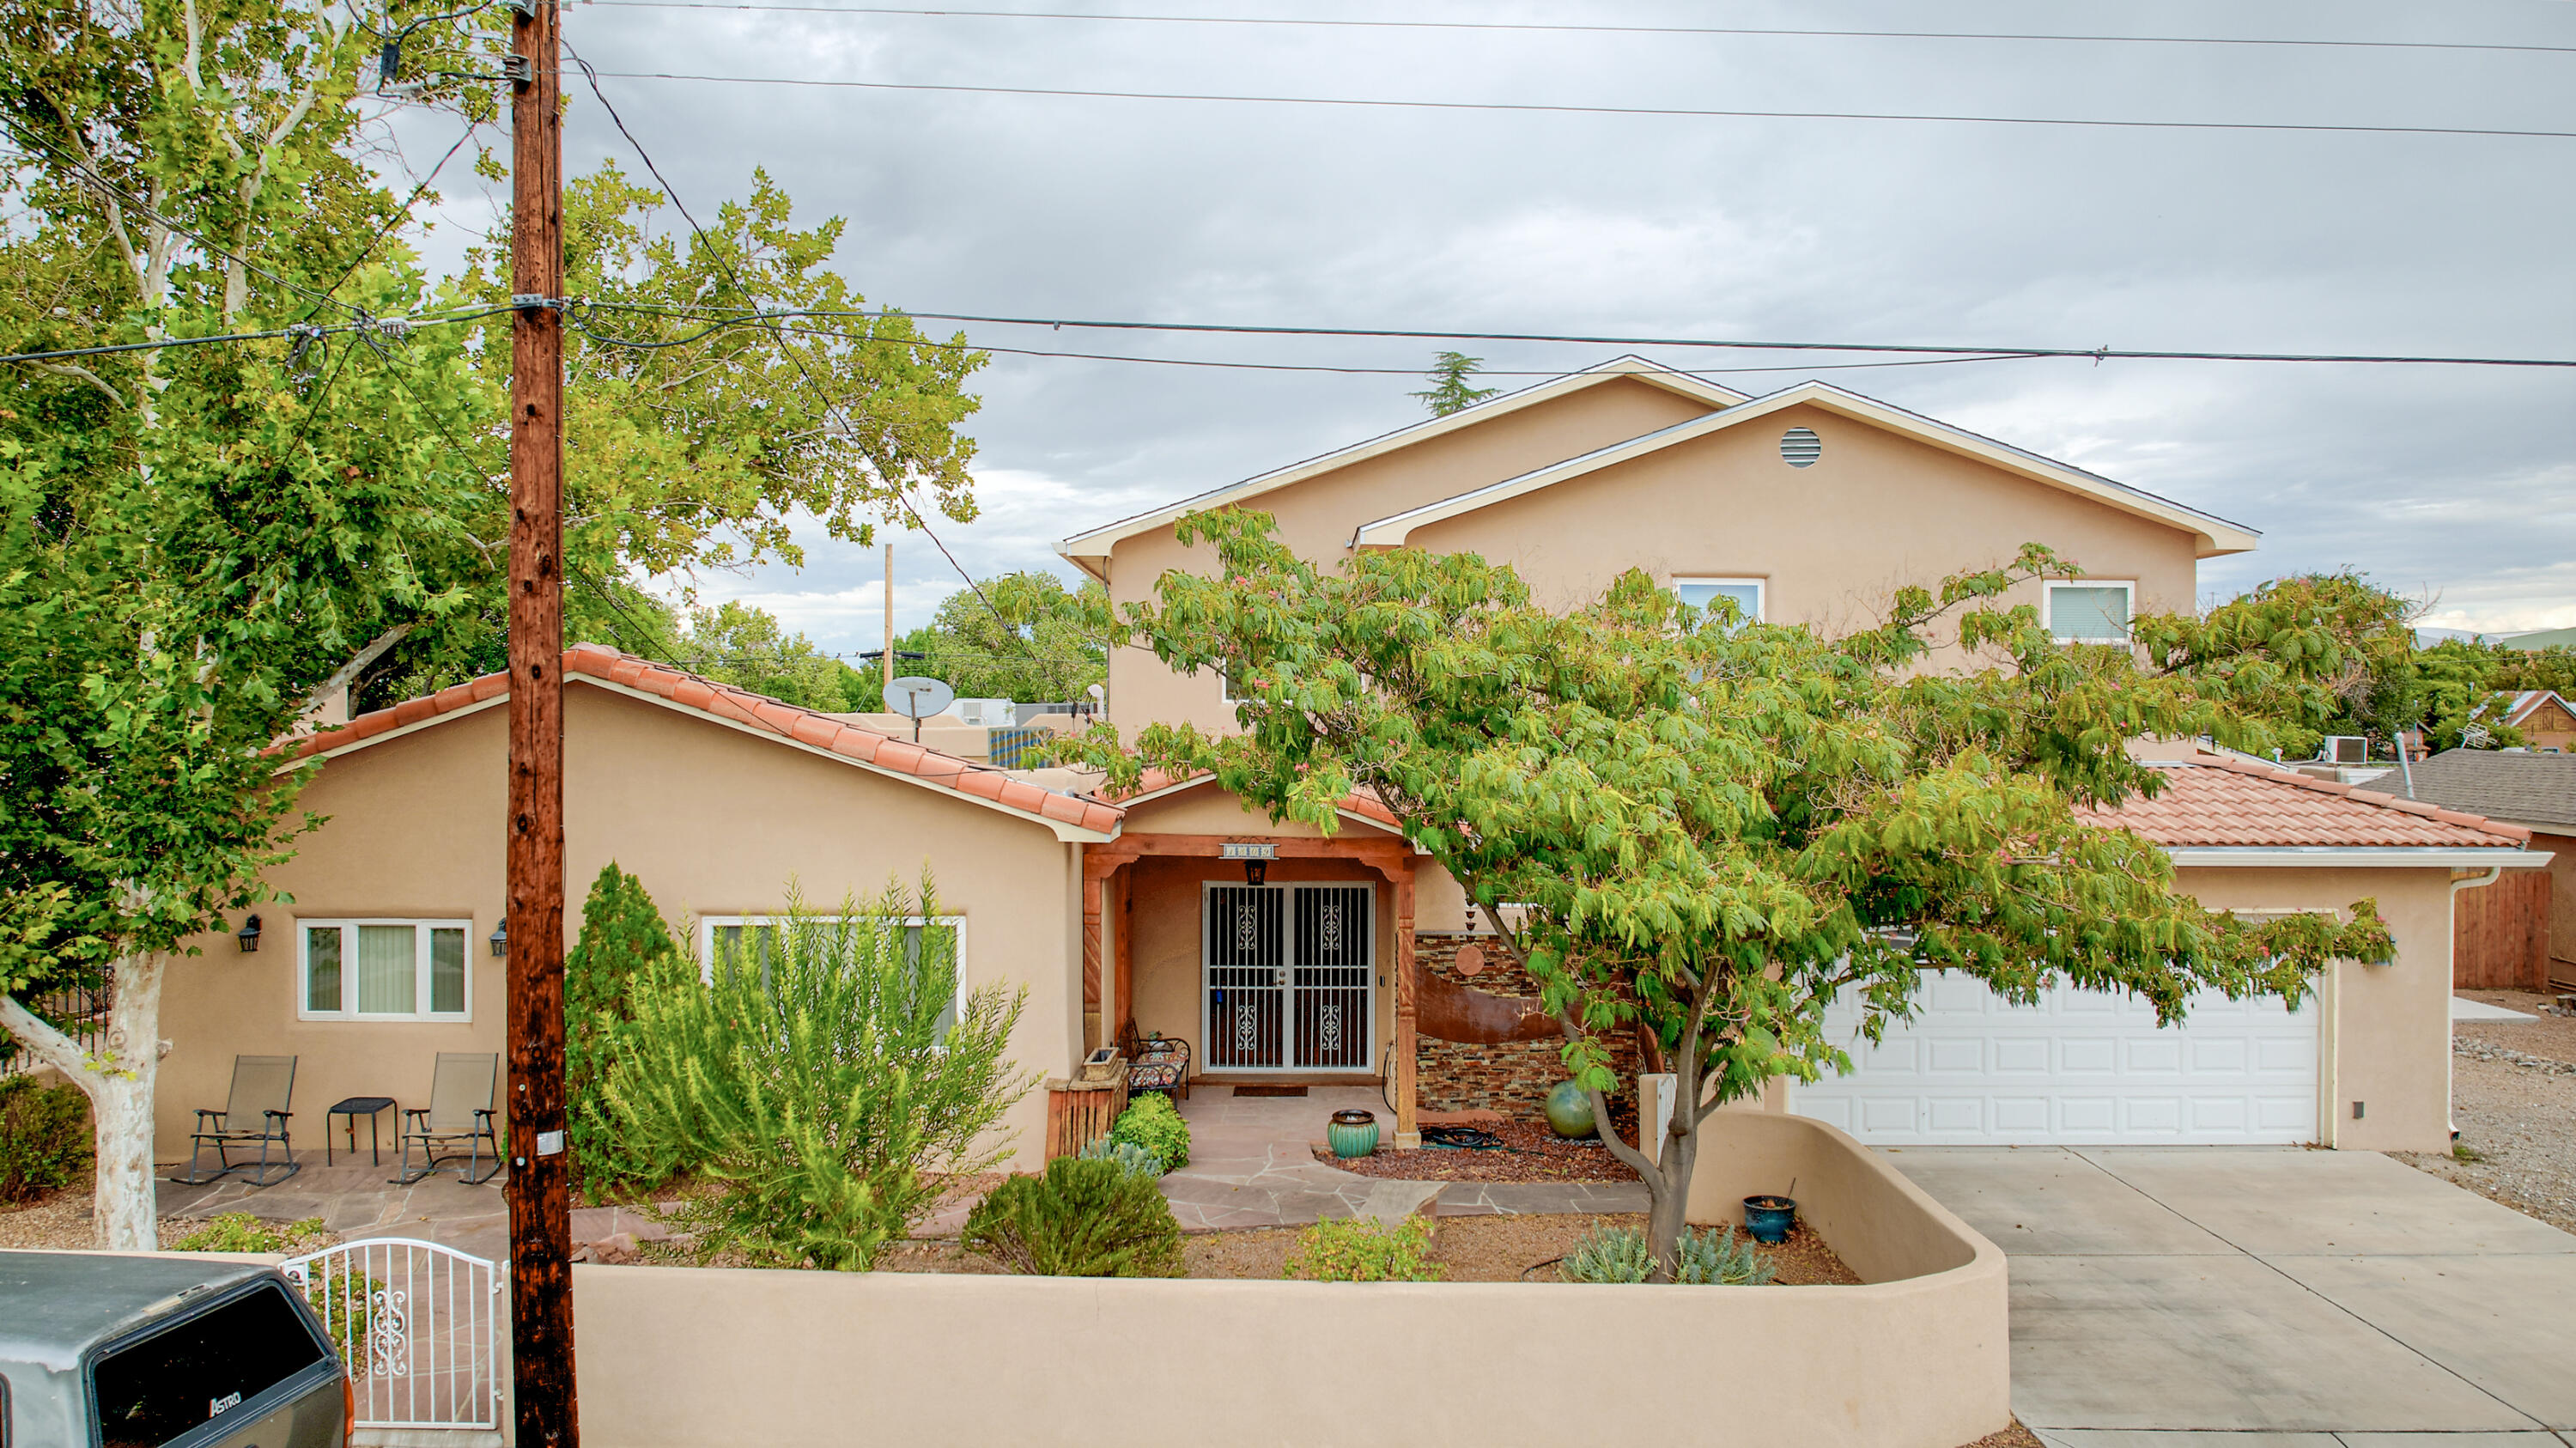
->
[160,683,1084,1164]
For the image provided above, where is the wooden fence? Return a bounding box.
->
[1042,1068,1129,1161]
[2456,869,2551,991]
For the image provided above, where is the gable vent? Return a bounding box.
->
[1780,427,1823,467]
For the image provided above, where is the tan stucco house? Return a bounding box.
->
[165,356,2550,1165]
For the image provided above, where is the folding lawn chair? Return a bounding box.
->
[172,1055,301,1186]
[392,1051,503,1185]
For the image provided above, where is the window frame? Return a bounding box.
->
[295,918,475,1024]
[1671,576,1767,626]
[2044,579,2136,644]
[1217,655,1251,706]
[697,914,969,1015]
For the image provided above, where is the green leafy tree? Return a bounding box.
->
[2486,644,2576,697]
[0,0,985,1247]
[604,879,1034,1269]
[896,570,1110,704]
[1411,350,1500,416]
[564,863,680,1196]
[1070,513,2395,1280]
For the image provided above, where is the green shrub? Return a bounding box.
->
[962,1156,1182,1277]
[1077,1135,1164,1181]
[0,1076,91,1203]
[1559,1223,1776,1285]
[565,864,683,1197]
[1108,1093,1190,1172]
[1284,1215,1442,1282]
[171,1212,332,1254]
[605,877,1035,1270]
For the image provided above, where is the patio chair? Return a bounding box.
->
[172,1055,301,1186]
[392,1052,502,1185]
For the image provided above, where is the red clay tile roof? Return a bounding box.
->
[2076,751,2530,849]
[273,643,1126,837]
[1109,768,1405,830]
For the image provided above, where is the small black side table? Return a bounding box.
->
[325,1096,397,1167]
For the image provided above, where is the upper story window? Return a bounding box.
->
[1674,578,1765,627]
[2044,581,2134,642]
[1218,654,1251,705]
[300,920,471,1022]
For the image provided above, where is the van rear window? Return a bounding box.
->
[92,1282,329,1447]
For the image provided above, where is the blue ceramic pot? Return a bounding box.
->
[1743,1194,1796,1244]
[1327,1108,1379,1159]
[1543,1080,1597,1139]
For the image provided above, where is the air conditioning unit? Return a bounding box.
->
[952,697,1014,728]
[2324,735,2369,765]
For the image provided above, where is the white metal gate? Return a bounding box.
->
[283,1237,503,1432]
[1204,883,1373,1071]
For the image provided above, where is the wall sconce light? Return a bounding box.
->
[236,915,262,953]
[489,921,509,958]
[1243,859,1267,887]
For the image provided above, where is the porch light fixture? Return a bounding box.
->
[1223,841,1276,887]
[236,915,262,953]
[1243,859,1267,887]
[489,921,508,958]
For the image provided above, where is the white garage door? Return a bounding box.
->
[1786,972,2319,1146]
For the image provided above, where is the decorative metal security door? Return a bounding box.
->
[1204,883,1374,1071]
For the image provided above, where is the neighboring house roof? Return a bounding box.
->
[2501,690,2573,728]
[1103,768,1406,833]
[273,643,1126,842]
[1055,356,1750,572]
[2076,751,2530,849]
[2395,748,2576,831]
[1352,379,2260,559]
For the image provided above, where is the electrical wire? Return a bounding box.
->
[0,307,514,367]
[301,119,484,321]
[577,69,2576,142]
[581,4,2576,58]
[563,45,1037,651]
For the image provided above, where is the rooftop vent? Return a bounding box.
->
[1780,427,1822,467]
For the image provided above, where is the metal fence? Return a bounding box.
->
[283,1237,504,1433]
[0,981,107,1075]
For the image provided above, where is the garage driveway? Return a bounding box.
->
[1892,1147,2576,1446]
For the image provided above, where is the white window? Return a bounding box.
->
[1218,655,1250,705]
[1673,577,1765,626]
[2045,581,2134,642]
[298,920,473,1022]
[699,915,967,1034]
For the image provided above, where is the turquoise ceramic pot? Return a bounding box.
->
[1327,1108,1380,1159]
[1543,1080,1597,1139]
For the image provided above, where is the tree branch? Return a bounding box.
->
[0,994,92,1082]
[29,361,129,407]
[295,622,414,719]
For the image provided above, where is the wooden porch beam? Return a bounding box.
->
[1081,867,1104,1055]
[1393,861,1419,1147]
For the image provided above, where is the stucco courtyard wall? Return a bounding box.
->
[155,683,1086,1165]
[572,1111,2008,1448]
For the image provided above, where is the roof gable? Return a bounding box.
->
[2079,751,2530,848]
[274,644,1124,842]
[1056,356,1748,572]
[1351,380,2258,559]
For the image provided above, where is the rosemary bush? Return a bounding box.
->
[605,877,1034,1269]
[962,1156,1183,1277]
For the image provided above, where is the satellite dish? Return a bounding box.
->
[887,676,955,742]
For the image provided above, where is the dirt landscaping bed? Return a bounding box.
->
[1317,1117,1642,1183]
[855,1210,1857,1284]
[2397,990,2576,1236]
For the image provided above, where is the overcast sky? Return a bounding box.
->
[405,0,2575,654]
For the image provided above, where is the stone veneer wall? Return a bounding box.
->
[1414,931,1638,1116]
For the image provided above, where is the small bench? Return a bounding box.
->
[1125,1035,1191,1103]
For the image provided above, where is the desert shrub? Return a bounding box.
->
[171,1212,332,1254]
[605,877,1034,1270]
[0,1076,91,1202]
[1076,1135,1164,1181]
[565,864,682,1197]
[1284,1215,1442,1282]
[961,1156,1182,1277]
[1559,1223,1776,1286]
[1108,1093,1190,1172]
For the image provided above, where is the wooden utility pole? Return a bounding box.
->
[883,542,896,693]
[505,0,578,1439]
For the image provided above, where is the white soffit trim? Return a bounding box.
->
[1351,380,2262,559]
[2163,847,2555,868]
[1054,356,1749,568]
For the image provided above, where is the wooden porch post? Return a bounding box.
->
[1081,861,1106,1055]
[1393,862,1419,1147]
[1115,862,1136,1044]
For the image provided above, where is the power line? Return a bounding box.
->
[570,301,2576,370]
[580,69,2576,142]
[1,307,513,367]
[586,4,2576,58]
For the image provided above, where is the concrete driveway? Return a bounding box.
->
[1893,1147,2576,1446]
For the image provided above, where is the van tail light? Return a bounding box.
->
[343,1370,357,1445]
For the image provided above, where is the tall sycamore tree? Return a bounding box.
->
[1073,512,2395,1279]
[0,0,984,1246]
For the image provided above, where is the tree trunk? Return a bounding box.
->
[0,947,167,1251]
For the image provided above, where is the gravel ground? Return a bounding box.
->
[1318,1118,1641,1183]
[1955,1424,2044,1448]
[2394,993,2576,1237]
[0,1172,342,1251]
